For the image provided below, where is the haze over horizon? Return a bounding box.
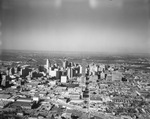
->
[1,0,150,54]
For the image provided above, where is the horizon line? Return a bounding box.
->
[1,48,150,56]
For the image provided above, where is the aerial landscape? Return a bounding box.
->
[1,0,150,119]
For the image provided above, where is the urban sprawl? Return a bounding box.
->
[0,58,150,119]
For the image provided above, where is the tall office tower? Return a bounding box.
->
[86,66,90,76]
[65,60,68,68]
[82,59,87,76]
[67,67,73,79]
[68,62,73,67]
[89,64,96,76]
[71,68,73,78]
[63,59,68,69]
[56,71,62,79]
[46,59,50,73]
[83,75,89,99]
[67,68,70,79]
[46,59,50,68]
[11,67,15,75]
[73,68,76,77]
[79,65,82,74]
[9,68,12,75]
[63,62,65,69]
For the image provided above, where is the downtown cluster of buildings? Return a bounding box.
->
[0,58,150,119]
[44,59,83,83]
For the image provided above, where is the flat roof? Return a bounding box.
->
[10,101,32,107]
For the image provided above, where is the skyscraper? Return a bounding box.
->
[68,62,73,67]
[63,59,68,69]
[82,59,87,76]
[67,67,73,79]
[56,71,62,79]
[79,65,82,74]
[45,59,50,73]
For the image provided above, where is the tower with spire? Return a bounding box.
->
[45,59,50,73]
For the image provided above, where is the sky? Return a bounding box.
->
[1,0,150,54]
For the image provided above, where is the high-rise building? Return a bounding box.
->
[61,76,67,83]
[68,62,73,67]
[79,65,82,74]
[49,70,57,77]
[9,67,15,75]
[73,68,77,77]
[82,59,87,76]
[21,68,32,77]
[63,59,68,69]
[73,67,79,76]
[45,59,50,73]
[9,68,12,75]
[56,71,62,79]
[67,68,71,79]
[89,64,97,76]
[67,67,73,79]
[86,66,90,76]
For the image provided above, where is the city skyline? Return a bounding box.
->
[1,0,150,54]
